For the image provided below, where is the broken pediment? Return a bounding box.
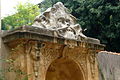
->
[32,2,88,40]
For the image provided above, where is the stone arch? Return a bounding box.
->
[45,58,85,80]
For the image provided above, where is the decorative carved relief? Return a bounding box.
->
[40,46,61,70]
[62,46,88,80]
[88,50,97,79]
[8,40,99,80]
[25,41,43,80]
[32,2,87,40]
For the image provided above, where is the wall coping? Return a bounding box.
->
[2,26,105,50]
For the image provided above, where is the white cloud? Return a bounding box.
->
[1,0,42,18]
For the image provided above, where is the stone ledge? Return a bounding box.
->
[2,26,105,50]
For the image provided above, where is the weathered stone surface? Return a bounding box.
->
[32,2,98,41]
[97,51,120,80]
[0,31,11,79]
[1,1,101,45]
[3,40,103,80]
[2,3,120,79]
[2,26,102,47]
[1,2,105,80]
[2,2,101,44]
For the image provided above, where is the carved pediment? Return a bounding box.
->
[32,2,87,40]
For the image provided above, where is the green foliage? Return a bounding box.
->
[2,2,40,30]
[40,0,120,52]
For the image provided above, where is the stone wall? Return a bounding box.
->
[0,31,10,79]
[2,29,120,80]
[97,51,120,80]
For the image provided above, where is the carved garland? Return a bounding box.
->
[88,50,97,79]
[26,41,43,80]
[27,41,62,80]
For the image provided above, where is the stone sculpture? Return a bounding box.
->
[1,2,105,80]
[32,2,87,40]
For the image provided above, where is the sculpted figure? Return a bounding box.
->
[32,2,87,40]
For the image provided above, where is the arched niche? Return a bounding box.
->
[45,58,84,80]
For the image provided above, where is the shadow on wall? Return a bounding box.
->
[97,51,120,80]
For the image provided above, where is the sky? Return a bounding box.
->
[1,0,43,18]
